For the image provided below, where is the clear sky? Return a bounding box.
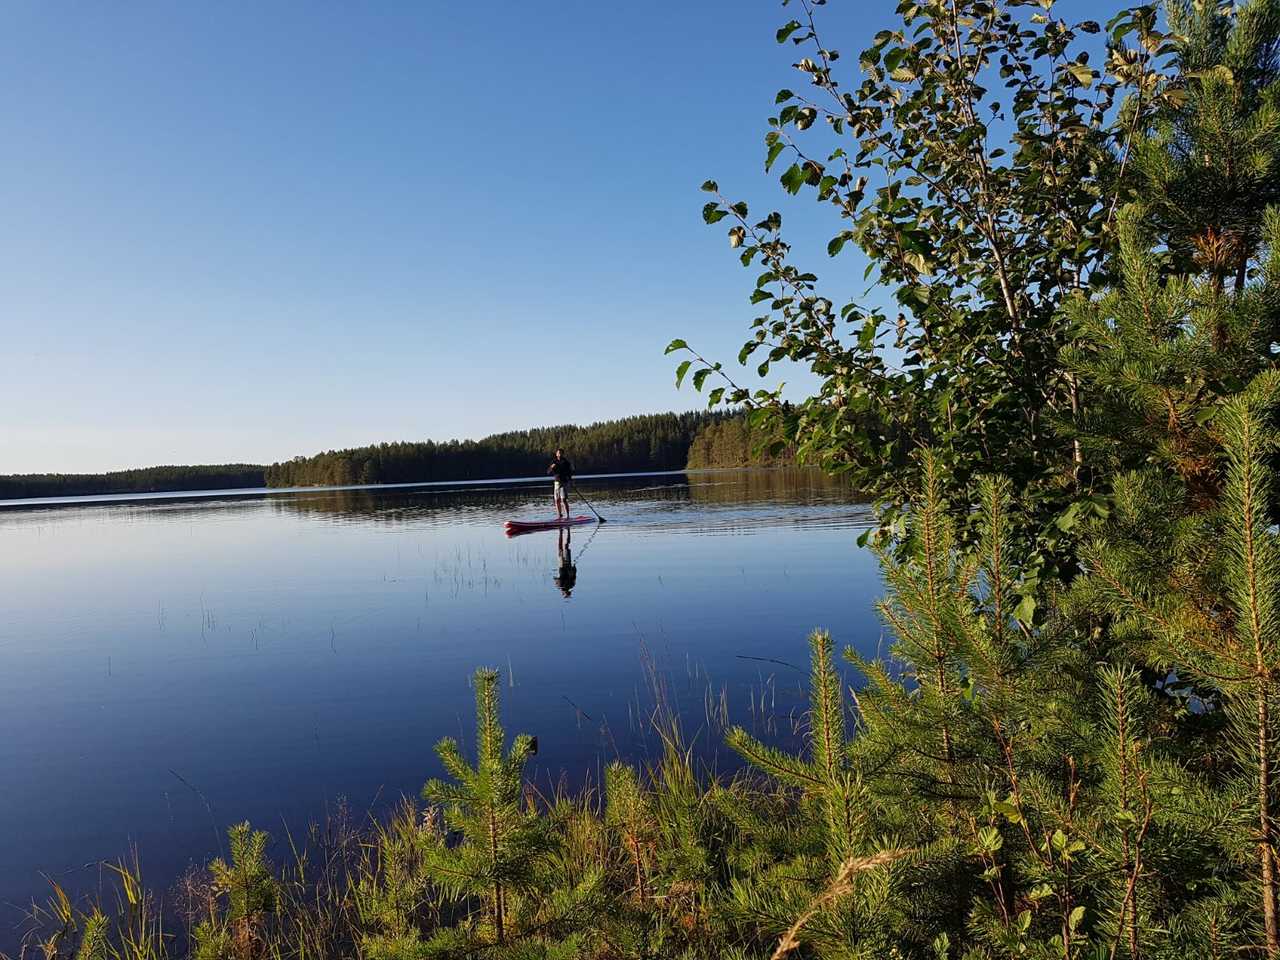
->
[0,1,1117,474]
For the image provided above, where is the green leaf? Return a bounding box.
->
[700,179,718,193]
[692,368,712,391]
[1065,62,1094,87]
[1111,808,1138,826]
[664,338,688,355]
[708,386,725,406]
[1054,502,1082,532]
[858,316,879,349]
[993,799,1021,823]
[776,20,802,43]
[766,138,787,172]
[1110,15,1138,41]
[675,359,693,388]
[780,164,806,195]
[1013,594,1036,624]
[774,88,795,104]
[703,203,729,224]
[828,234,847,257]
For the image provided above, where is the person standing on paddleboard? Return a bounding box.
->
[548,448,574,519]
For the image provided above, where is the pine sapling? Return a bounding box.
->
[1218,378,1280,954]
[421,668,550,948]
[725,629,864,868]
[605,762,657,901]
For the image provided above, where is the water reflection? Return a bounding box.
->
[248,468,858,526]
[554,528,579,597]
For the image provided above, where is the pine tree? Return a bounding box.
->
[420,668,551,948]
[1073,376,1280,957]
[197,822,277,960]
[604,762,658,902]
[1064,196,1280,955]
[835,460,1221,957]
[208,823,276,926]
[1218,379,1280,953]
[723,630,906,957]
[850,460,1099,954]
[1061,204,1259,500]
[352,803,449,958]
[419,669,604,957]
[1137,0,1280,293]
[726,630,864,869]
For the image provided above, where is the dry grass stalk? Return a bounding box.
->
[770,848,909,960]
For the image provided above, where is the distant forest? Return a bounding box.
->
[685,416,796,469]
[0,464,265,501]
[0,411,793,501]
[264,411,729,487]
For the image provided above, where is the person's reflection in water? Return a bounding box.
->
[554,527,578,598]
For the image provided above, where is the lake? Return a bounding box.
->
[0,469,883,941]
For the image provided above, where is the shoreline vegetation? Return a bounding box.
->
[262,412,730,489]
[0,464,266,502]
[8,652,884,960]
[14,0,1280,957]
[0,412,776,502]
[685,417,796,470]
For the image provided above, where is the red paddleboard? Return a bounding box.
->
[504,515,594,534]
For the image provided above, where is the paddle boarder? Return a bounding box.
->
[548,448,574,519]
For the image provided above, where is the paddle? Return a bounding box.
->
[576,490,606,523]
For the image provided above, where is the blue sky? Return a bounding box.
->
[0,1,1115,473]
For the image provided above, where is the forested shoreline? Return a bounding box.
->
[0,412,761,501]
[0,464,266,500]
[686,416,795,469]
[263,411,729,487]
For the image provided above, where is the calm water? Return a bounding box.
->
[0,469,882,937]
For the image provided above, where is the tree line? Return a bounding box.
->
[0,464,265,500]
[263,411,731,488]
[0,412,787,501]
[0,412,793,502]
